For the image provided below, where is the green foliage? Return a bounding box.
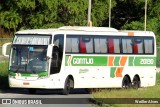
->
[0,0,117,30]
[111,0,144,29]
[0,11,22,31]
[123,21,144,30]
[0,0,160,43]
[0,62,8,76]
[0,62,9,89]
[58,0,88,26]
[157,48,160,67]
[15,0,35,9]
[92,0,109,26]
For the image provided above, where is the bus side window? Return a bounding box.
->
[66,37,71,52]
[80,36,93,53]
[144,38,154,54]
[108,38,120,54]
[122,38,133,53]
[66,36,79,53]
[94,37,107,53]
[71,37,79,53]
[133,38,143,54]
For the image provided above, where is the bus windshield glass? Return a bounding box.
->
[10,45,48,74]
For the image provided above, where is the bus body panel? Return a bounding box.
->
[64,54,156,88]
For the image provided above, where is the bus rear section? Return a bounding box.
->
[64,31,156,90]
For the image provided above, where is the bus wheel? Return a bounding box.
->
[122,76,131,89]
[85,88,92,94]
[28,89,36,94]
[132,76,140,89]
[62,77,71,95]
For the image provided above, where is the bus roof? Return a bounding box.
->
[16,26,118,34]
[58,26,118,32]
[16,29,57,35]
[15,26,155,37]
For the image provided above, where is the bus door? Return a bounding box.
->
[49,34,64,74]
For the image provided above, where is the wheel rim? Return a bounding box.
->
[133,77,140,89]
[122,77,130,89]
[66,79,70,92]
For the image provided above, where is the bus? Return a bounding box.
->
[2,26,156,95]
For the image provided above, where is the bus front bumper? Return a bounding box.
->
[8,77,64,89]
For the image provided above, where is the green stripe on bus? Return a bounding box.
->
[129,57,134,66]
[110,67,116,78]
[134,57,156,66]
[9,71,48,77]
[38,72,48,77]
[114,56,120,66]
[65,56,69,66]
[66,56,108,66]
[129,57,156,66]
[65,56,156,66]
[9,71,16,76]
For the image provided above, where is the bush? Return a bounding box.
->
[0,61,9,89]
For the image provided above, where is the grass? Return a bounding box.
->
[0,61,9,89]
[92,72,160,107]
[0,45,11,56]
[0,39,12,46]
[157,48,160,67]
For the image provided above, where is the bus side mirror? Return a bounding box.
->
[2,42,11,57]
[47,44,54,58]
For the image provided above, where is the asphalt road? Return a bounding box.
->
[0,89,94,107]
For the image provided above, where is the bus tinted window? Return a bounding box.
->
[122,38,133,53]
[66,35,154,55]
[133,38,143,54]
[94,37,107,53]
[108,37,120,53]
[66,35,94,53]
[80,37,93,53]
[66,37,79,53]
[144,38,154,54]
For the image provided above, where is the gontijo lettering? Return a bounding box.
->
[73,58,94,64]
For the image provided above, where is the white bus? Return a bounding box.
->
[3,26,156,94]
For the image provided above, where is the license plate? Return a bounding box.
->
[23,82,30,85]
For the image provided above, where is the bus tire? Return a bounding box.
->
[85,88,91,94]
[122,76,131,89]
[28,89,36,94]
[132,75,140,89]
[62,77,71,95]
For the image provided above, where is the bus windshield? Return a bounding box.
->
[10,45,48,74]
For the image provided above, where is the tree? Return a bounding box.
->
[92,0,116,27]
[111,0,147,30]
[0,0,22,32]
[0,0,160,44]
[57,0,88,26]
